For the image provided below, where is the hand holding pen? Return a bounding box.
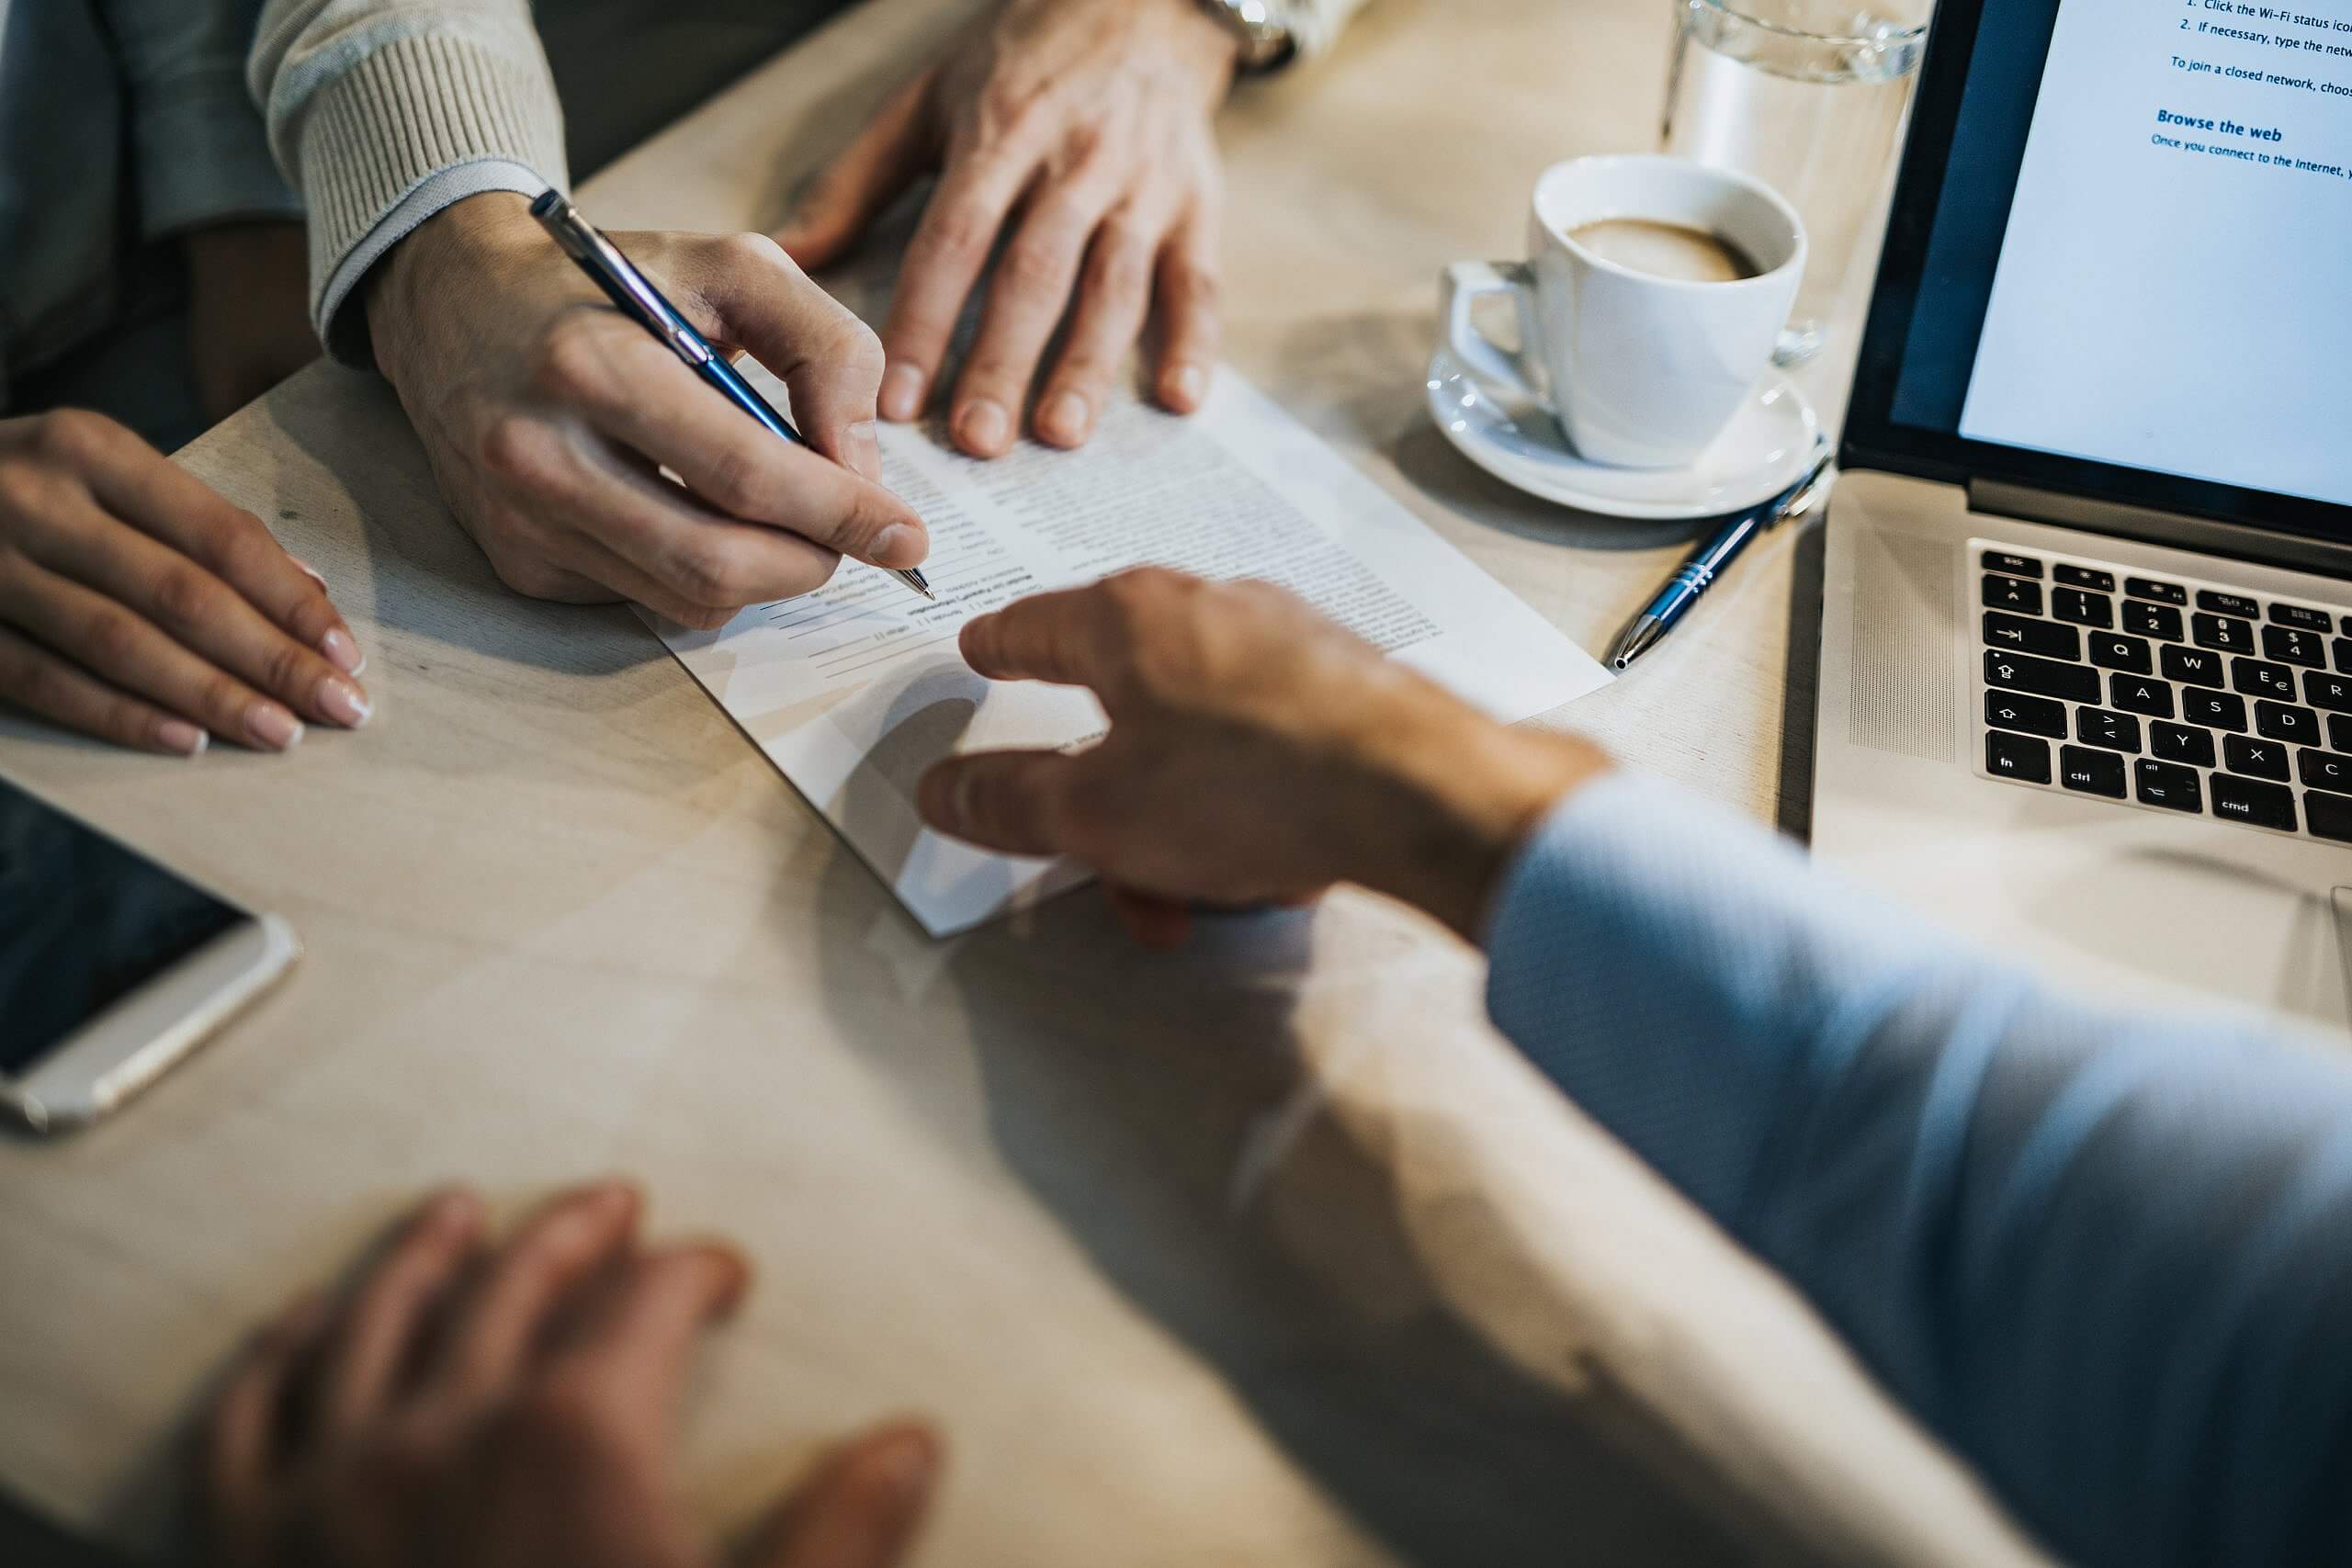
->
[358,191,931,629]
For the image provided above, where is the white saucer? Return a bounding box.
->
[1426,344,1821,521]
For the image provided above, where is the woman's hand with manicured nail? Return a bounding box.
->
[0,410,372,754]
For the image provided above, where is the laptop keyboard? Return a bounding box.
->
[1974,541,2352,843]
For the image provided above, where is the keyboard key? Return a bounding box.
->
[2271,603,2332,632]
[1985,649,2099,704]
[2126,577,2187,605]
[2053,564,2114,592]
[2255,702,2321,746]
[2211,773,2296,832]
[2306,790,2352,843]
[2305,671,2352,713]
[2122,602,2183,641]
[1984,690,2066,739]
[2059,745,2125,797]
[2075,706,2142,753]
[2134,758,2203,813]
[2086,632,2152,674]
[1982,551,2042,579]
[2161,645,2225,687]
[2198,590,2262,617]
[2052,588,2113,628]
[2109,674,2173,717]
[2224,733,2290,781]
[1983,612,2079,660]
[2149,721,2216,767]
[1985,729,2051,784]
[2333,714,2352,754]
[2184,689,2248,731]
[2191,614,2255,654]
[2298,750,2352,795]
[1983,573,2042,615]
[2233,658,2298,701]
[2262,625,2326,669]
[2335,637,2352,675]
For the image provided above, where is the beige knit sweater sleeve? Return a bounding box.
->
[249,0,569,360]
[250,0,1370,363]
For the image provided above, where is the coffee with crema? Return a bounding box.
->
[1567,218,1761,283]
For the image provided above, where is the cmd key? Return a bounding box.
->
[2211,773,2297,831]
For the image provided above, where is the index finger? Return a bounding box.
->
[568,326,928,570]
[957,583,1131,689]
[70,419,366,675]
[537,1245,750,1427]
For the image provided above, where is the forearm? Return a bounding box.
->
[249,0,567,363]
[1482,773,2352,1567]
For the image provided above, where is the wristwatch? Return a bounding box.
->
[1193,0,1301,73]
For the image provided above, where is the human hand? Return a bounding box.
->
[366,193,929,630]
[0,411,368,753]
[775,0,1237,457]
[202,1182,940,1568]
[186,221,320,423]
[915,570,1608,944]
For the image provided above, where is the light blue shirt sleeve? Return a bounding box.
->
[1482,771,2352,1567]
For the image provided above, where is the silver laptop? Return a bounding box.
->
[1810,0,2352,1029]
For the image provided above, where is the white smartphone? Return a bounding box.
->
[1,773,298,1134]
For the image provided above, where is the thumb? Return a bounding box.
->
[918,749,1083,857]
[741,1423,940,1568]
[678,234,893,485]
[774,71,939,270]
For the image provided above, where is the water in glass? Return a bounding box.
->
[1662,0,1928,364]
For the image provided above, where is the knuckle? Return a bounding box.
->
[198,669,251,725]
[478,414,559,492]
[922,200,1000,268]
[827,316,887,378]
[148,565,220,630]
[533,320,612,404]
[80,607,141,670]
[672,542,743,608]
[484,541,571,603]
[695,442,767,519]
[999,236,1074,295]
[261,634,315,698]
[29,408,119,468]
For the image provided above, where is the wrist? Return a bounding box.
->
[366,191,541,388]
[1358,693,1609,942]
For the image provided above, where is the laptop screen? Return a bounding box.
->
[1846,0,2352,536]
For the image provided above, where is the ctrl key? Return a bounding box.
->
[1986,729,2052,784]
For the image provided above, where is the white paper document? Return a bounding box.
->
[652,364,1609,936]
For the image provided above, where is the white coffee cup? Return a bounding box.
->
[1441,155,1805,469]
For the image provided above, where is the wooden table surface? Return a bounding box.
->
[0,2,2054,1562]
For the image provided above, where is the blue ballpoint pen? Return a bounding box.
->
[1604,446,1835,671]
[528,189,933,604]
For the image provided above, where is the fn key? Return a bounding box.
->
[1986,729,2051,784]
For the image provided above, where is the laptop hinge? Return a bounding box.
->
[1968,479,2352,581]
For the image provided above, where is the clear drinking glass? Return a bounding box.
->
[1662,0,1930,364]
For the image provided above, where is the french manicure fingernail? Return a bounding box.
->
[957,399,1009,455]
[319,626,365,674]
[1170,363,1207,408]
[880,363,926,421]
[290,556,328,590]
[156,719,208,757]
[246,703,304,752]
[318,676,372,728]
[1041,390,1090,445]
[846,418,884,480]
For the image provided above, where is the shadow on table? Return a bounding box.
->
[811,847,1804,1567]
